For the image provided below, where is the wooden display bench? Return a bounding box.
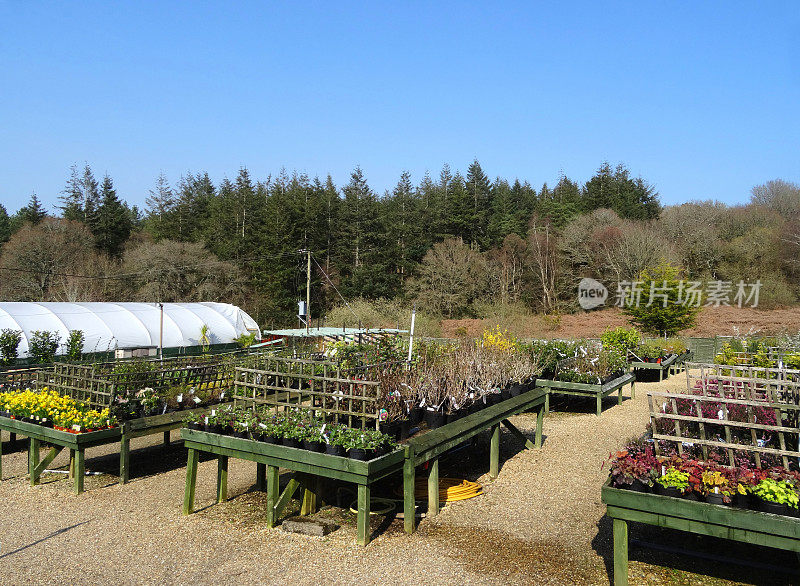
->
[401,387,547,534]
[180,428,405,546]
[535,372,635,416]
[601,479,800,586]
[0,406,220,493]
[629,351,693,382]
[180,388,547,545]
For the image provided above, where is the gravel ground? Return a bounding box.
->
[0,374,797,585]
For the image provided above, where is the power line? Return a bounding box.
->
[310,252,360,323]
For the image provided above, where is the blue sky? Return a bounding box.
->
[1,1,798,213]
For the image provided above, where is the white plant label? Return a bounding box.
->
[177,394,183,403]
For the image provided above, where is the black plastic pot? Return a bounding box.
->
[705,492,726,506]
[655,484,682,498]
[187,422,203,431]
[380,421,401,440]
[685,492,701,501]
[302,439,325,452]
[757,498,788,516]
[446,410,463,424]
[348,448,375,461]
[282,437,302,449]
[400,420,411,440]
[508,384,525,398]
[325,444,346,457]
[733,493,750,508]
[408,407,424,425]
[629,479,649,493]
[500,389,511,402]
[424,409,446,429]
[204,423,223,434]
[234,430,249,439]
[259,434,278,444]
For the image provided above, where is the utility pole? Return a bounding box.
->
[305,249,311,335]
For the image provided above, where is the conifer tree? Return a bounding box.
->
[95,175,132,257]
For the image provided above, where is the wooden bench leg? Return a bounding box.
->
[163,430,170,446]
[613,518,629,586]
[120,434,130,484]
[618,387,623,405]
[265,464,279,528]
[300,473,317,515]
[489,424,500,478]
[630,380,635,399]
[403,457,416,534]
[596,394,603,416]
[183,448,198,514]
[216,455,228,503]
[428,457,439,517]
[73,448,85,495]
[29,438,40,486]
[544,391,550,414]
[0,429,3,480]
[256,462,266,491]
[535,405,544,448]
[357,482,371,546]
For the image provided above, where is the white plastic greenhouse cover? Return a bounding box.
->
[0,302,260,358]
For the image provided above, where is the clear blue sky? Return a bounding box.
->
[1,1,798,213]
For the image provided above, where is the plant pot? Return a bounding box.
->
[685,492,701,501]
[380,421,401,440]
[705,493,726,506]
[629,479,649,493]
[733,493,750,508]
[757,498,788,516]
[204,424,223,434]
[508,384,524,398]
[302,439,325,452]
[424,409,445,429]
[500,389,511,402]
[348,448,375,461]
[408,407,424,425]
[446,410,463,424]
[400,420,411,440]
[234,430,249,439]
[282,437,302,449]
[325,444,345,457]
[187,422,203,431]
[655,484,682,498]
[259,434,278,444]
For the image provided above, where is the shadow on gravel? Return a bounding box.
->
[546,394,631,415]
[0,520,91,559]
[592,513,800,585]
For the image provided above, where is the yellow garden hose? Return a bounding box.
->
[393,477,483,502]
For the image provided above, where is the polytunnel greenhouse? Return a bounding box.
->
[0,302,260,358]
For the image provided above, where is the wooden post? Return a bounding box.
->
[596,394,603,416]
[216,456,228,503]
[300,473,317,515]
[29,438,40,486]
[428,457,439,517]
[163,430,171,446]
[256,462,266,491]
[357,482,371,546]
[69,449,75,480]
[630,379,635,400]
[612,518,629,586]
[183,448,198,514]
[73,448,85,495]
[403,456,416,534]
[266,464,279,528]
[120,433,130,484]
[535,405,544,448]
[489,424,500,479]
[0,429,3,480]
[618,387,623,405]
[544,389,550,413]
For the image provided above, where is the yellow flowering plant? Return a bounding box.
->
[0,388,116,433]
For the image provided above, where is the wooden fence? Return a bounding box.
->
[232,356,384,429]
[648,362,800,469]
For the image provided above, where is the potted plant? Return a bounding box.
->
[752,478,799,516]
[655,467,689,498]
[701,470,731,505]
[184,411,204,431]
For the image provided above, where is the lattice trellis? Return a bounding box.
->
[232,356,383,429]
[649,362,800,469]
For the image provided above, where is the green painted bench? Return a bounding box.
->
[402,387,547,534]
[180,428,405,545]
[536,372,635,416]
[0,405,220,493]
[602,479,800,586]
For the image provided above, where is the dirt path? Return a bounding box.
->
[0,375,794,585]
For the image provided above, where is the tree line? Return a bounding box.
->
[0,161,797,326]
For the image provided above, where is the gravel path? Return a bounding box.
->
[0,374,795,585]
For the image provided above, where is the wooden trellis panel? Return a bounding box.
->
[648,362,800,468]
[233,362,382,429]
[39,363,115,410]
[0,367,45,391]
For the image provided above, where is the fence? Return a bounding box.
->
[232,355,384,429]
[648,362,800,469]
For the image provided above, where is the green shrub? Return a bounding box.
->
[65,330,85,362]
[622,262,700,336]
[0,329,22,366]
[601,327,641,353]
[28,330,61,364]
